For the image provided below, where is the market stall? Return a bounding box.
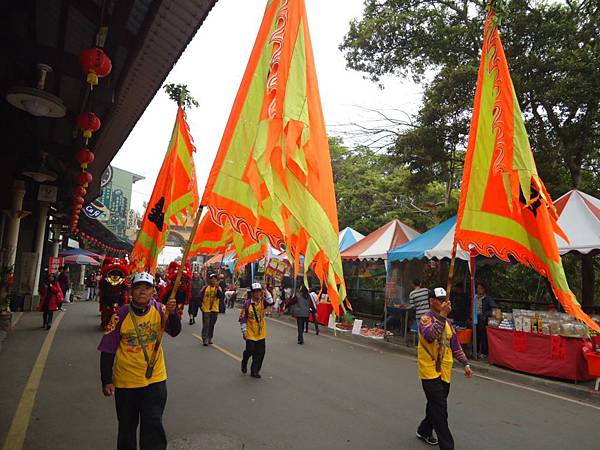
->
[488,328,592,381]
[486,309,596,381]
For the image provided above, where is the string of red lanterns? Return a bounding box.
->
[72,229,128,256]
[69,45,113,248]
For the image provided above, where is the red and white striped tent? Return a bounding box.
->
[341,219,420,261]
[555,189,600,255]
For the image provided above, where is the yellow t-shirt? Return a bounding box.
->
[418,315,454,383]
[201,286,220,313]
[240,300,267,341]
[99,301,167,388]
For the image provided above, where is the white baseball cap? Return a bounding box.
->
[132,272,154,286]
[251,282,262,291]
[430,287,447,299]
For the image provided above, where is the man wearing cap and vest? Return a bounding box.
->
[98,272,181,450]
[416,287,473,450]
[239,282,274,378]
[199,273,224,346]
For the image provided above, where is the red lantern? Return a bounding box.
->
[80,48,112,87]
[73,196,85,206]
[77,171,93,187]
[77,112,101,139]
[75,147,95,169]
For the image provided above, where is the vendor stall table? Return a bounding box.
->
[487,327,593,382]
[308,303,333,326]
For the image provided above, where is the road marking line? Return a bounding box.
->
[473,373,600,411]
[192,333,242,362]
[267,317,600,410]
[3,312,64,450]
[11,312,23,329]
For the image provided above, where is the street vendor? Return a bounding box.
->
[239,282,274,378]
[416,287,472,450]
[98,272,181,450]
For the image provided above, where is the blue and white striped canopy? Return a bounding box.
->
[338,227,365,252]
[388,216,469,262]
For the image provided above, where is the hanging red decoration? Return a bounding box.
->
[80,47,112,88]
[77,112,101,139]
[73,196,85,206]
[77,171,93,187]
[74,186,87,197]
[75,147,95,169]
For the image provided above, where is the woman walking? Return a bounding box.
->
[38,275,62,330]
[188,271,204,325]
[288,285,311,344]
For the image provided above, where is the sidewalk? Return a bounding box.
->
[270,313,600,407]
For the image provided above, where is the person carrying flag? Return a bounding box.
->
[199,272,224,346]
[239,283,274,378]
[416,287,473,450]
[98,271,181,450]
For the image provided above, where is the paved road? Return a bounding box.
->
[0,302,598,450]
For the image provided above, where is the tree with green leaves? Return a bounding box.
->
[163,83,199,109]
[341,0,600,305]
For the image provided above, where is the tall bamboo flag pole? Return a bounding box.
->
[146,205,204,377]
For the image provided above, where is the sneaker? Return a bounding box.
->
[416,432,438,446]
[250,373,261,379]
[202,339,208,346]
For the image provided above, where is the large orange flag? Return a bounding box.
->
[130,106,199,273]
[196,0,346,312]
[455,10,599,331]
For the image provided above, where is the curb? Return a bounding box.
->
[269,314,600,408]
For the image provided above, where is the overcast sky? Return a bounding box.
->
[110,0,421,262]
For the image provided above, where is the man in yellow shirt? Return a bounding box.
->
[98,272,181,450]
[417,287,473,449]
[199,272,224,346]
[239,283,274,378]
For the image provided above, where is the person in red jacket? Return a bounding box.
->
[38,275,63,330]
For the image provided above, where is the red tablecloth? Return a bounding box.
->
[487,327,593,381]
[308,303,333,326]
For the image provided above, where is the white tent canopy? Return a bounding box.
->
[555,190,600,255]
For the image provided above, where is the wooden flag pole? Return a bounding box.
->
[446,240,458,299]
[145,205,204,378]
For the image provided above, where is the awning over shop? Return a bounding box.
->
[78,214,132,252]
[341,219,420,261]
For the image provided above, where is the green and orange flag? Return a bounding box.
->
[189,214,266,272]
[196,0,346,312]
[455,9,599,331]
[130,106,200,273]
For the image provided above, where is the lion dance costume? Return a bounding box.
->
[99,257,130,330]
[159,261,192,319]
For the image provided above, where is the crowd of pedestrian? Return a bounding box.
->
[89,263,475,450]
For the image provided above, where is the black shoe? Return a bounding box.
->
[298,340,304,345]
[202,339,208,346]
[241,361,248,374]
[316,329,319,335]
[250,373,261,378]
[46,324,51,330]
[208,339,213,345]
[416,432,438,446]
[189,318,193,325]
